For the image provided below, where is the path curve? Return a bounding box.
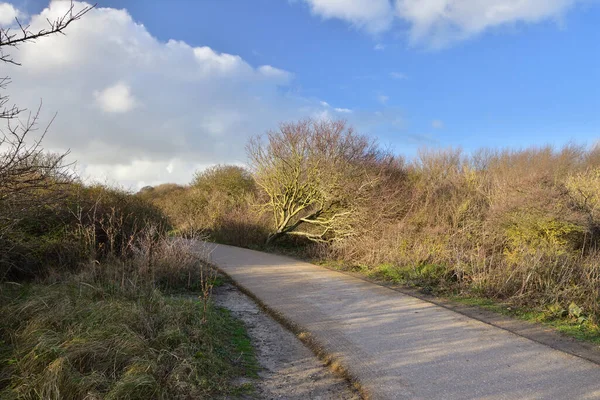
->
[203,242,600,400]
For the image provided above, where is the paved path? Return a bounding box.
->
[203,243,600,400]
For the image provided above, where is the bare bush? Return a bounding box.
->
[314,143,600,323]
[0,111,74,234]
[248,119,399,243]
[0,1,94,279]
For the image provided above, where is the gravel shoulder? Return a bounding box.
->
[213,282,360,400]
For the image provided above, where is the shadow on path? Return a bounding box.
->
[203,242,600,400]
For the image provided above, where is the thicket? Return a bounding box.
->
[138,165,269,247]
[328,145,600,323]
[143,119,600,328]
[0,130,255,398]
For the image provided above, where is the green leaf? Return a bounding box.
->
[568,302,584,319]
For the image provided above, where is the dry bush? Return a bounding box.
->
[140,165,269,248]
[77,231,209,292]
[210,203,270,248]
[0,113,78,280]
[137,183,203,233]
[0,181,172,281]
[72,184,170,259]
[192,164,255,201]
[319,143,600,322]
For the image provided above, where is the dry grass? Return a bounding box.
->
[0,279,255,399]
[0,234,256,399]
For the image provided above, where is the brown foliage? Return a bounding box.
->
[139,165,269,247]
[322,144,600,322]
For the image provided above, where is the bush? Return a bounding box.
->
[140,165,269,248]
[0,183,170,281]
[247,119,401,244]
[313,143,600,323]
[192,164,255,202]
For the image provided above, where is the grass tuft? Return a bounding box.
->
[0,280,258,399]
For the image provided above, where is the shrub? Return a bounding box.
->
[140,165,268,247]
[192,164,255,203]
[0,183,171,281]
[566,167,600,239]
[312,143,600,323]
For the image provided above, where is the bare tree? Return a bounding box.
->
[0,1,93,65]
[248,119,396,244]
[0,1,94,118]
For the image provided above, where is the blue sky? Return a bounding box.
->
[3,0,600,187]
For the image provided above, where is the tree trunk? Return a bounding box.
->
[266,231,283,245]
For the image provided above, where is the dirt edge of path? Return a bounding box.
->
[213,267,369,400]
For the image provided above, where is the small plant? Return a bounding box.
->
[545,303,567,320]
[199,257,217,323]
[568,302,587,324]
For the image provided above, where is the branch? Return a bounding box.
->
[0,1,95,65]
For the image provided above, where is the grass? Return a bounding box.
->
[0,279,258,399]
[450,295,600,345]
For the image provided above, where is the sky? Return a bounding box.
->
[1,0,599,189]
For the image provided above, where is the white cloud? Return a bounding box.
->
[378,94,390,104]
[258,65,293,83]
[335,107,352,113]
[302,0,394,34]
[3,1,310,188]
[0,2,19,25]
[191,46,251,77]
[390,72,408,80]
[80,159,216,189]
[374,43,386,51]
[396,0,582,47]
[297,0,584,46]
[432,119,444,129]
[319,100,352,114]
[94,82,137,113]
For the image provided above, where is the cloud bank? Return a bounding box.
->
[0,2,19,25]
[302,0,585,46]
[1,1,330,189]
[303,0,394,34]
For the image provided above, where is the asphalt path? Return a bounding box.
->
[203,242,600,400]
